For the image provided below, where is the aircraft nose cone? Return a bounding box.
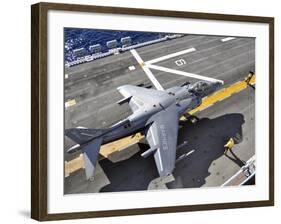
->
[207,81,222,95]
[217,80,224,86]
[213,81,223,90]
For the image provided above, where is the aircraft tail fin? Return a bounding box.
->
[65,127,106,180]
[82,137,103,180]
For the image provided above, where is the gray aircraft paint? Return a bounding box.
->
[65,80,222,180]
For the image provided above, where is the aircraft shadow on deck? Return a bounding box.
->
[97,113,245,192]
[167,113,245,189]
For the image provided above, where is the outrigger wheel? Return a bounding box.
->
[189,115,200,124]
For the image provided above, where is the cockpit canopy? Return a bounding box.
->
[190,81,209,93]
[188,80,221,97]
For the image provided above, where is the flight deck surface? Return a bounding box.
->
[64,34,255,194]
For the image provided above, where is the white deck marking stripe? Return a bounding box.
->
[146,47,196,65]
[147,64,224,84]
[130,49,164,90]
[128,65,135,71]
[130,49,144,65]
[142,66,164,90]
[221,37,236,42]
[65,99,76,108]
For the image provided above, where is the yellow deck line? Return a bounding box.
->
[99,133,143,158]
[187,73,255,115]
[65,154,84,177]
[65,133,143,176]
[65,99,76,108]
[65,73,255,177]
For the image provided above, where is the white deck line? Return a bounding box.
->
[130,49,164,90]
[147,64,224,84]
[146,47,196,64]
[221,37,236,42]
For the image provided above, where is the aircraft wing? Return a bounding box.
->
[117,85,167,112]
[145,106,179,177]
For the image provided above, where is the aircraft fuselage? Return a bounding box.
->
[101,85,202,144]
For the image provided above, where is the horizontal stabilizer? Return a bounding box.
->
[65,127,105,145]
[67,144,81,154]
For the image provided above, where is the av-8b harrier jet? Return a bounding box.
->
[65,80,222,180]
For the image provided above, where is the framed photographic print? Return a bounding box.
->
[31,2,274,221]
